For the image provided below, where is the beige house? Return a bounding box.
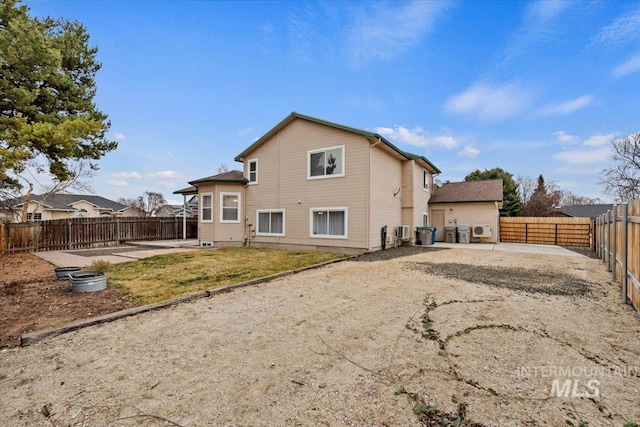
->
[428,179,503,243]
[180,112,442,253]
[0,194,143,222]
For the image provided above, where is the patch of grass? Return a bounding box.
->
[88,260,111,274]
[107,247,346,304]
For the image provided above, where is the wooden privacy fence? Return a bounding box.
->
[0,217,198,253]
[595,199,640,313]
[499,217,593,247]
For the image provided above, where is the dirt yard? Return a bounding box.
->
[0,252,137,348]
[1,247,639,426]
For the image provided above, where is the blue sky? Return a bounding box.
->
[25,0,640,204]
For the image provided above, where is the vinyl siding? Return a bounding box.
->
[369,144,403,250]
[198,183,245,244]
[244,118,369,250]
[428,202,500,243]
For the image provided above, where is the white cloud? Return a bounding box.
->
[111,171,141,179]
[458,145,480,158]
[239,127,255,137]
[343,94,384,111]
[583,133,614,147]
[444,81,536,122]
[592,6,640,46]
[347,1,451,66]
[146,170,182,179]
[157,180,177,189]
[375,126,457,149]
[538,95,593,116]
[552,146,611,165]
[114,133,126,140]
[503,0,570,61]
[612,52,640,78]
[108,180,129,187]
[553,131,577,143]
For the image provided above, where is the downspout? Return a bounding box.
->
[495,201,499,244]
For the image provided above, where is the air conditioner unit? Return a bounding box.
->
[472,224,492,238]
[396,225,410,240]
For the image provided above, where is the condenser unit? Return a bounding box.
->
[396,225,410,240]
[472,224,492,238]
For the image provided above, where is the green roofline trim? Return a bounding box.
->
[234,112,441,174]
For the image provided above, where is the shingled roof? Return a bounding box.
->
[8,194,128,212]
[429,179,503,204]
[556,204,613,218]
[188,170,247,186]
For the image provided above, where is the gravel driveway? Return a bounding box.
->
[1,247,639,426]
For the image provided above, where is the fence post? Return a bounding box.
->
[606,210,611,271]
[115,217,120,243]
[612,204,617,280]
[621,203,628,304]
[554,223,558,245]
[598,214,604,261]
[67,221,72,250]
[525,223,528,244]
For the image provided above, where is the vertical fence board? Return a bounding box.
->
[595,199,640,313]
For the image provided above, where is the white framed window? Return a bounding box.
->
[220,192,241,223]
[423,170,429,191]
[257,209,285,236]
[308,145,345,180]
[310,208,348,239]
[248,159,258,184]
[26,212,42,221]
[423,213,429,227]
[201,192,213,223]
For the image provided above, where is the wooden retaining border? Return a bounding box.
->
[20,256,355,347]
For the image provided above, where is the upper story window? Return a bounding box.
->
[308,145,345,180]
[423,170,429,191]
[201,193,213,223]
[248,159,258,184]
[220,192,241,223]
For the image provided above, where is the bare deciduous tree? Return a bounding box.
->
[16,160,95,223]
[558,191,602,207]
[599,132,640,202]
[118,191,166,216]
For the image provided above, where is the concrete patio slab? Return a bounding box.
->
[432,241,585,257]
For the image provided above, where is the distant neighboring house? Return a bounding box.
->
[553,204,614,218]
[156,197,198,218]
[428,180,503,243]
[0,194,144,222]
[176,112,442,253]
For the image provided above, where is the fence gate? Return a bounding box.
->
[499,217,593,248]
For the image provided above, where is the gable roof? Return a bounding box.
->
[556,204,614,218]
[188,170,247,186]
[233,112,441,174]
[429,179,503,204]
[7,194,128,212]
